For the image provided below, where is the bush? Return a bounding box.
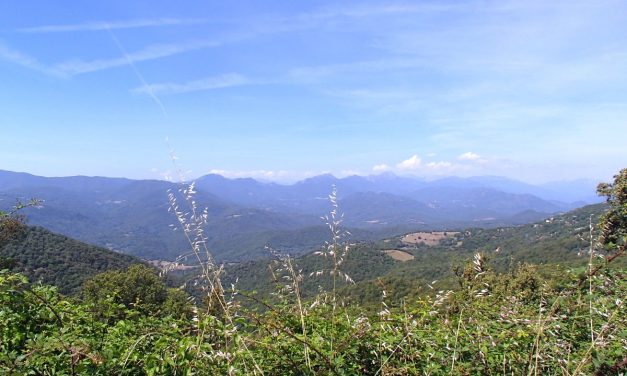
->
[82,264,192,320]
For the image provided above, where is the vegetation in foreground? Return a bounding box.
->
[0,169,625,375]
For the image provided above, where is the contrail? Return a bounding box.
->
[105,25,167,116]
[20,18,208,33]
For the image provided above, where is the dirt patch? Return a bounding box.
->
[401,231,459,246]
[147,260,197,272]
[383,250,415,262]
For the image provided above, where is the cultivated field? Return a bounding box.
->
[383,249,415,261]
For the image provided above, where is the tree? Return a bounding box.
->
[597,168,627,251]
[0,215,24,268]
[82,264,191,319]
[1,199,40,268]
[1,209,24,248]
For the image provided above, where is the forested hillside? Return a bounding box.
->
[0,225,141,294]
[217,203,621,306]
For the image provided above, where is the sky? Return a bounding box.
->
[1,0,626,184]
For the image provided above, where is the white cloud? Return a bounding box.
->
[426,161,453,169]
[375,155,474,176]
[372,164,390,172]
[457,152,490,165]
[396,155,422,170]
[132,73,252,95]
[207,169,228,175]
[18,18,207,33]
[458,152,481,161]
[207,169,307,183]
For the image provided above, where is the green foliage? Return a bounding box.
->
[0,256,16,270]
[0,226,141,295]
[597,168,627,250]
[0,198,38,249]
[1,261,625,375]
[82,264,192,320]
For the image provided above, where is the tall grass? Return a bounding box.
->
[159,171,625,375]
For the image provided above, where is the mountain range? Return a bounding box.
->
[0,169,602,261]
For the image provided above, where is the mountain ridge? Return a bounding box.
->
[0,169,602,261]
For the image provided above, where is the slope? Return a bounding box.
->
[0,225,142,295]
[217,203,617,305]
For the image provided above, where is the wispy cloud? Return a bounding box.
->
[54,39,221,76]
[288,57,427,83]
[382,154,484,177]
[317,3,467,18]
[132,73,252,95]
[105,27,167,115]
[0,42,64,77]
[18,18,207,33]
[1,38,224,77]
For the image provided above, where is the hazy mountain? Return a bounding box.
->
[0,169,132,193]
[540,179,603,203]
[194,172,587,225]
[194,172,587,216]
[339,192,438,227]
[428,176,554,197]
[0,171,321,260]
[0,169,601,261]
[195,174,288,207]
[422,175,603,205]
[407,186,565,217]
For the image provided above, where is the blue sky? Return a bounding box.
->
[1,1,626,183]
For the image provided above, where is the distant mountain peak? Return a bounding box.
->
[369,171,399,180]
[297,173,338,184]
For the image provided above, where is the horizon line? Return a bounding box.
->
[0,168,603,187]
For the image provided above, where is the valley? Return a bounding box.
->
[1,168,611,304]
[0,169,599,263]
